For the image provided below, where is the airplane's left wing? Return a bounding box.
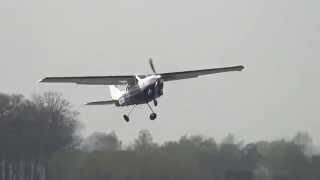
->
[39,76,136,85]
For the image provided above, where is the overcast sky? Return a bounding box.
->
[1,0,319,144]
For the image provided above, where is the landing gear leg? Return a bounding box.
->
[147,103,157,120]
[123,105,137,122]
[154,100,158,106]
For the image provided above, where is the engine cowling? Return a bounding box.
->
[154,78,164,97]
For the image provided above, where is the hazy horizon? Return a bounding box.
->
[1,0,319,144]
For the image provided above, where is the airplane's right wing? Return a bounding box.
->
[159,65,244,82]
[39,75,136,85]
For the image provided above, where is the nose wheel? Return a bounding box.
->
[147,103,157,120]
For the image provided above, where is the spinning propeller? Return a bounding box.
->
[148,58,162,107]
[149,58,157,74]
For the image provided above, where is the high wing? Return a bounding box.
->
[159,65,244,82]
[39,76,136,85]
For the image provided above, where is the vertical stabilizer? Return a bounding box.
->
[109,85,125,100]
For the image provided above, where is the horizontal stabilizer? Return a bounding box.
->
[85,100,117,106]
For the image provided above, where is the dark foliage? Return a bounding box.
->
[0,92,81,180]
[1,92,320,180]
[50,130,320,180]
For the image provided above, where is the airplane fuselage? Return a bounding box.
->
[116,75,164,106]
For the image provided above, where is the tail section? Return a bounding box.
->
[86,86,125,106]
[86,100,116,105]
[109,85,126,100]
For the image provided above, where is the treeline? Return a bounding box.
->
[0,92,81,180]
[1,92,320,180]
[51,130,320,180]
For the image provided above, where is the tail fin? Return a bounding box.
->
[86,100,116,105]
[109,85,125,100]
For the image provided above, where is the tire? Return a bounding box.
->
[149,113,157,120]
[123,115,130,122]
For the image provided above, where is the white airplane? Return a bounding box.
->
[39,59,244,122]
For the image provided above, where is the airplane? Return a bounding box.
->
[39,59,244,122]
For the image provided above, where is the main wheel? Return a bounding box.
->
[149,113,157,120]
[123,115,130,122]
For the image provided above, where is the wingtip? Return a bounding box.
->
[238,65,245,71]
[84,102,94,106]
[85,102,97,106]
[38,78,44,83]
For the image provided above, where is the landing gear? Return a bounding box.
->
[122,102,158,122]
[123,105,136,122]
[150,113,157,120]
[123,115,130,122]
[147,103,157,120]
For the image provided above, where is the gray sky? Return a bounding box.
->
[1,0,320,144]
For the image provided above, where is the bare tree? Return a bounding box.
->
[0,92,81,180]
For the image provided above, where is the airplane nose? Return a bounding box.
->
[154,79,164,96]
